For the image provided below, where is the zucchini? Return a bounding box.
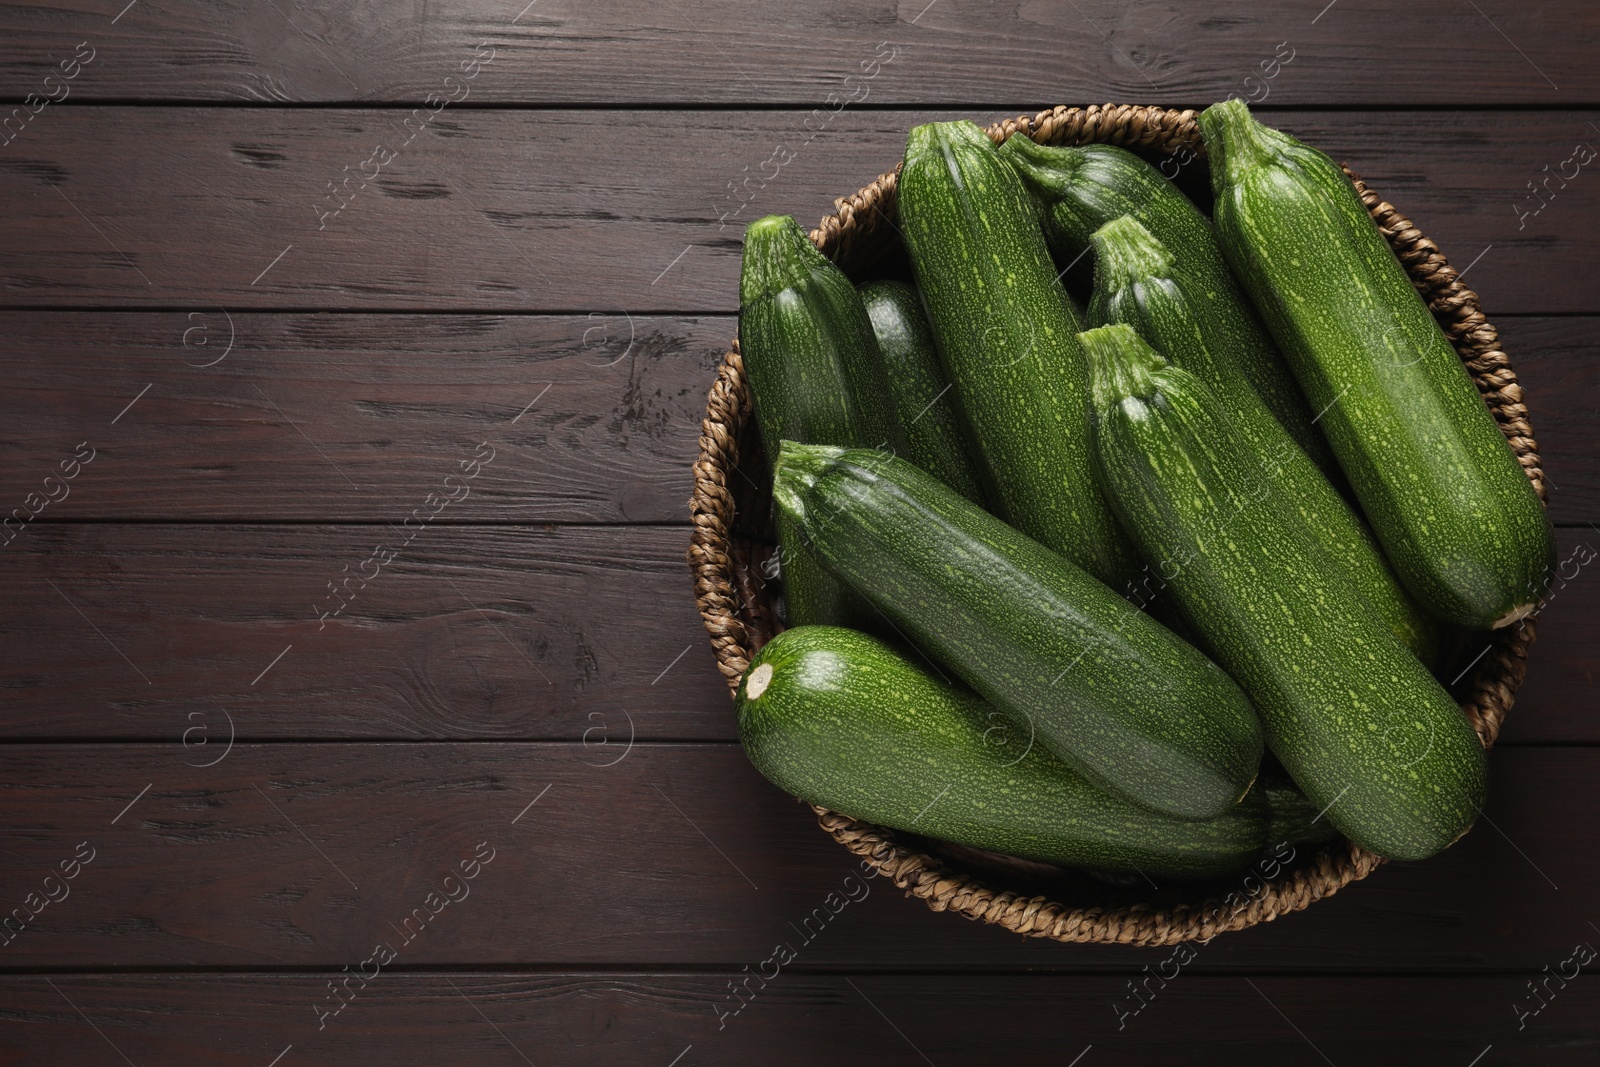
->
[1081,324,1487,861]
[771,440,1263,821]
[1086,214,1437,663]
[1199,100,1555,630]
[738,214,904,626]
[737,625,1279,880]
[899,120,1136,589]
[1260,777,1344,849]
[999,135,1336,475]
[858,279,987,504]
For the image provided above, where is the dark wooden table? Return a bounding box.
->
[2,2,1597,1063]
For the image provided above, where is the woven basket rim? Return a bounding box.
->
[687,102,1544,947]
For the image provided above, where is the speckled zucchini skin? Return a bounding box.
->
[772,441,1263,821]
[859,279,987,504]
[737,626,1274,880]
[1200,101,1554,630]
[1086,215,1436,663]
[999,135,1334,475]
[1082,324,1486,861]
[738,214,904,627]
[899,121,1137,590]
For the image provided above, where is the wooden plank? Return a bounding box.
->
[0,312,726,524]
[1499,316,1600,530]
[1,108,1597,312]
[1,312,1589,525]
[0,744,1591,971]
[0,0,1596,106]
[0,525,730,739]
[1495,532,1600,744]
[0,973,1594,1065]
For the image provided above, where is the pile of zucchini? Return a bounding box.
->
[732,100,1554,882]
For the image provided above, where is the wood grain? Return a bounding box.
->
[0,312,1590,524]
[1,109,1596,312]
[0,524,730,739]
[0,973,1594,1065]
[0,744,1592,971]
[0,0,1595,106]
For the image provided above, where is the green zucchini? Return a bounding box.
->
[998,135,1336,475]
[899,120,1137,589]
[858,279,987,504]
[737,625,1289,880]
[738,214,905,627]
[1260,777,1343,849]
[1199,100,1555,630]
[1081,324,1487,861]
[1086,214,1437,663]
[771,440,1262,821]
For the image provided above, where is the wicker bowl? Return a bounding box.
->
[688,103,1545,946]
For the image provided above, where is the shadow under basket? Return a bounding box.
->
[687,103,1546,947]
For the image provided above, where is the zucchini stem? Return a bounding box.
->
[995,134,1088,200]
[1079,323,1170,413]
[772,440,846,527]
[1198,99,1278,190]
[1089,215,1176,289]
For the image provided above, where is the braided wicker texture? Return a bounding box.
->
[687,103,1545,946]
